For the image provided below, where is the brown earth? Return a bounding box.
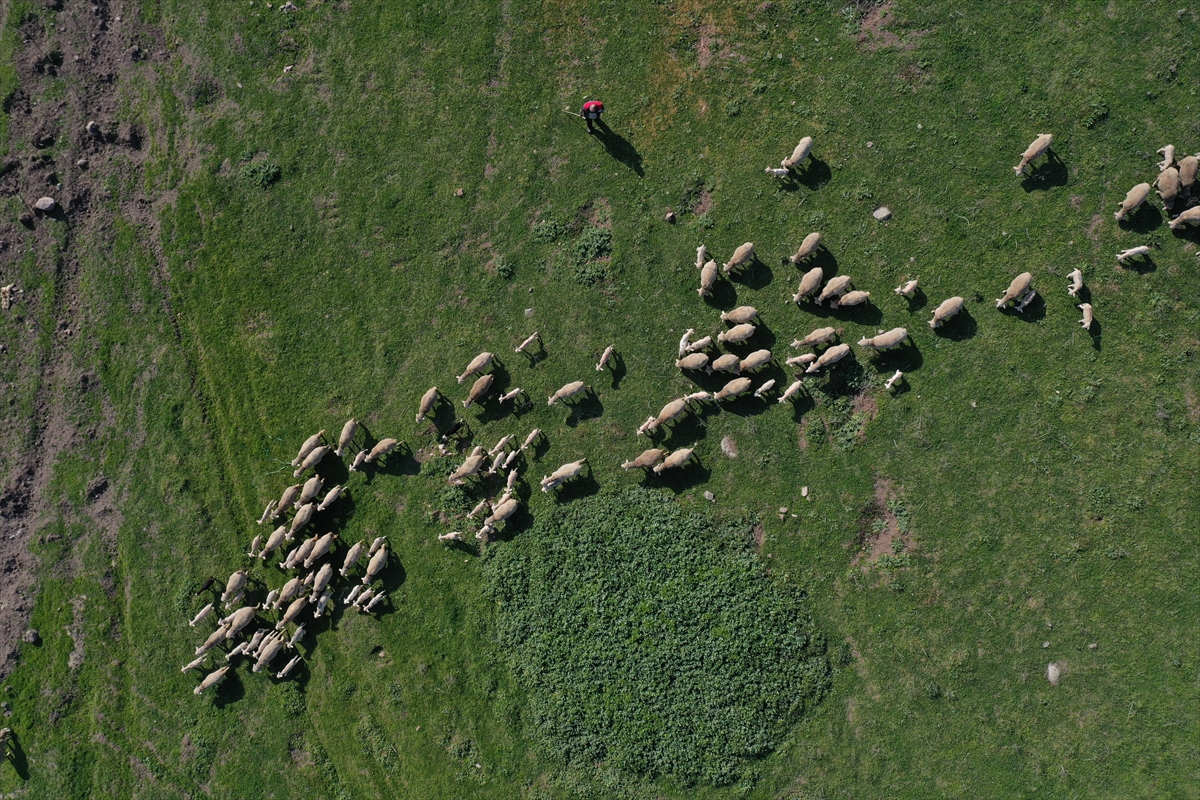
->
[851,476,913,569]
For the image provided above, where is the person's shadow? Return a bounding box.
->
[5,730,30,780]
[593,121,644,177]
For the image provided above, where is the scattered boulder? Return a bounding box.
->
[22,629,39,644]
[86,120,100,136]
[1047,663,1061,685]
[34,197,57,212]
[872,206,892,221]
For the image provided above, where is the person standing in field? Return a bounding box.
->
[581,99,605,133]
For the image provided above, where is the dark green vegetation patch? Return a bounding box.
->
[485,489,830,786]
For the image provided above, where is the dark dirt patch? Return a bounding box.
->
[1070,194,1084,210]
[851,477,913,568]
[751,522,765,550]
[693,188,713,216]
[857,1,924,52]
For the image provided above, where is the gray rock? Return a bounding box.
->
[22,629,39,644]
[872,206,892,221]
[34,197,57,212]
[86,120,100,136]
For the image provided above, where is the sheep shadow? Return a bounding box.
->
[516,339,548,367]
[212,669,247,708]
[565,390,604,427]
[430,401,460,434]
[794,157,833,191]
[998,295,1046,322]
[869,343,923,374]
[605,352,627,389]
[716,390,773,419]
[934,308,978,341]
[1119,204,1163,234]
[815,358,866,400]
[1087,318,1102,351]
[549,472,600,503]
[785,389,816,424]
[643,458,712,494]
[487,505,534,543]
[903,287,928,312]
[655,413,709,450]
[1020,150,1067,191]
[702,277,739,309]
[728,256,774,291]
[828,302,883,326]
[1169,220,1200,246]
[313,451,350,486]
[4,729,30,780]
[593,123,644,177]
[1117,254,1156,274]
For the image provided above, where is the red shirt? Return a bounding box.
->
[582,100,604,118]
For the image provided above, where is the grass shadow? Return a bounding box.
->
[1119,204,1163,234]
[1020,150,1067,191]
[593,123,644,177]
[935,308,978,341]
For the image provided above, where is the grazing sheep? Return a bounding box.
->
[498,387,524,404]
[884,370,904,390]
[439,531,465,543]
[286,625,306,649]
[256,501,276,525]
[488,435,515,458]
[1078,303,1093,329]
[253,637,286,672]
[738,349,773,372]
[764,166,790,177]
[298,475,324,506]
[289,503,315,537]
[652,447,695,473]
[226,642,249,659]
[996,272,1033,308]
[777,378,806,403]
[259,526,287,560]
[506,468,520,491]
[707,353,741,374]
[417,386,440,422]
[717,323,756,344]
[804,343,851,374]
[685,335,713,353]
[463,374,494,408]
[714,376,752,402]
[548,380,587,405]
[894,278,919,297]
[485,497,519,527]
[317,484,344,512]
[485,451,506,476]
[540,459,588,492]
[189,603,215,628]
[676,352,711,371]
[1157,144,1176,171]
[277,655,302,679]
[721,306,759,325]
[790,266,825,305]
[181,654,208,673]
[785,353,817,368]
[1013,133,1052,175]
[595,345,615,372]
[366,438,399,463]
[349,449,369,472]
[928,297,965,329]
[1114,182,1151,221]
[290,431,325,467]
[1167,205,1200,230]
[335,542,364,581]
[521,429,542,451]
[352,588,375,610]
[791,326,837,348]
[621,448,666,471]
[363,544,388,584]
[830,290,870,309]
[698,259,719,297]
[754,379,777,399]
[195,624,230,656]
[858,327,908,350]
[275,484,301,516]
[636,415,658,436]
[335,419,358,457]
[643,398,689,434]
[1115,246,1150,263]
[1178,154,1199,192]
[816,275,852,305]
[1067,269,1084,296]
[457,352,494,384]
[223,605,259,639]
[221,571,249,606]
[721,242,755,275]
[782,136,813,169]
[1015,289,1037,314]
[264,589,279,608]
[695,245,708,269]
[1157,167,1181,210]
[246,629,270,654]
[194,666,231,695]
[514,332,540,354]
[309,563,334,597]
[293,445,330,477]
[790,232,822,264]
[449,451,488,484]
[276,577,305,610]
[276,596,310,630]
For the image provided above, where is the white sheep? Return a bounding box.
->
[676,352,710,371]
[352,587,375,610]
[1013,133,1052,175]
[489,435,515,457]
[498,386,524,404]
[1157,144,1176,171]
[1015,289,1037,314]
[365,438,399,462]
[678,328,695,357]
[449,450,487,484]
[485,497,519,527]
[777,379,805,403]
[370,537,387,556]
[276,577,306,609]
[286,625,306,649]
[1179,154,1199,192]
[640,398,689,435]
[716,323,756,344]
[1078,303,1093,329]
[335,419,358,457]
[344,585,364,606]
[830,290,870,309]
[189,603,215,628]
[520,429,542,451]
[804,343,851,374]
[791,327,837,348]
[223,605,259,639]
[277,655,302,679]
[996,272,1033,308]
[721,242,754,275]
[792,267,824,304]
[1167,206,1200,230]
[1157,167,1181,210]
[276,596,310,630]
[894,278,918,297]
[636,415,657,436]
[621,448,665,471]
[195,624,229,656]
[348,449,369,472]
[857,327,908,350]
[928,296,964,329]
[1115,246,1149,263]
[457,352,494,383]
[684,391,711,404]
[785,353,817,368]
[514,332,539,354]
[256,501,276,525]
[463,374,494,408]
[364,592,386,613]
[363,544,388,585]
[317,484,344,512]
[292,445,330,477]
[467,498,489,519]
[753,379,776,398]
[253,637,286,673]
[738,349,773,372]
[417,386,440,422]
[782,137,813,169]
[652,447,695,473]
[439,531,465,543]
[221,571,249,606]
[816,275,852,305]
[548,380,587,405]
[540,459,588,492]
[181,654,208,673]
[485,451,506,476]
[288,503,315,537]
[685,335,712,353]
[264,590,279,609]
[790,232,822,264]
[1114,183,1151,221]
[695,245,708,269]
[764,167,790,177]
[721,305,759,325]
[298,475,324,506]
[259,526,287,561]
[707,353,740,375]
[502,449,520,469]
[506,469,520,491]
[714,377,752,402]
[290,431,325,467]
[595,345,615,371]
[310,562,334,595]
[1067,269,1084,296]
[193,666,231,695]
[884,370,904,390]
[313,588,332,618]
[698,259,719,297]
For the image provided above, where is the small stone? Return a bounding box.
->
[34,197,57,212]
[524,307,533,316]
[703,490,715,502]
[86,120,100,135]
[1088,643,1097,650]
[665,210,676,223]
[872,206,891,221]
[778,506,788,515]
[77,159,88,169]
[970,400,977,408]
[1047,663,1061,685]
[22,629,39,644]
[801,486,809,497]
[283,64,294,73]
[1042,641,1050,648]
[866,141,873,148]
[454,188,464,197]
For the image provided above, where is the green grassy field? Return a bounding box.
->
[1,0,1198,797]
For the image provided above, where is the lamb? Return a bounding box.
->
[363,544,388,584]
[785,353,817,368]
[652,447,695,473]
[288,502,315,537]
[996,272,1033,308]
[417,386,440,422]
[884,370,904,390]
[753,379,776,398]
[514,332,539,354]
[1013,133,1052,175]
[293,445,330,477]
[857,328,908,350]
[621,448,665,471]
[485,497,519,527]
[595,345,615,372]
[344,585,364,606]
[264,590,279,609]
[487,435,514,458]
[495,387,523,405]
[678,328,695,357]
[364,592,387,612]
[777,379,806,403]
[816,275,852,305]
[348,449,369,472]
[463,374,494,408]
[521,429,542,451]
[676,352,710,371]
[439,530,465,543]
[1015,289,1037,314]
[276,577,306,609]
[894,278,919,297]
[352,587,375,610]
[298,475,324,506]
[195,624,230,656]
[1157,144,1176,171]
[738,349,773,372]
[928,296,965,329]
[223,605,259,639]
[1179,154,1199,193]
[685,335,712,353]
[791,327,837,348]
[502,449,520,470]
[226,640,250,660]
[1114,182,1151,221]
[468,496,490,518]
[684,391,711,404]
[256,501,276,525]
[365,438,399,463]
[717,323,756,344]
[1078,303,1094,330]
[193,666,231,695]
[369,536,387,555]
[792,267,825,304]
[804,343,851,374]
[253,637,286,672]
[540,459,588,492]
[548,380,587,405]
[721,242,754,275]
[1167,205,1200,230]
[695,245,708,269]
[290,431,325,467]
[714,376,752,402]
[189,603,215,627]
[506,468,520,491]
[313,588,332,618]
[698,259,719,296]
[317,484,344,512]
[277,655,302,679]
[449,450,487,484]
[636,415,657,436]
[782,136,813,169]
[457,352,494,384]
[275,596,309,630]
[721,305,759,325]
[830,290,870,309]
[287,625,306,649]
[335,419,358,457]
[1067,269,1084,296]
[221,571,249,606]
[765,167,789,177]
[485,451,506,476]
[285,536,317,570]
[248,534,263,558]
[246,629,270,655]
[790,232,822,264]
[181,654,208,673]
[1157,167,1181,210]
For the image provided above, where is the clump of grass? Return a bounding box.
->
[356,716,400,772]
[532,218,569,243]
[570,226,612,286]
[240,159,281,188]
[485,488,830,786]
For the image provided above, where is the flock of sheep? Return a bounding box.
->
[184,421,398,695]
